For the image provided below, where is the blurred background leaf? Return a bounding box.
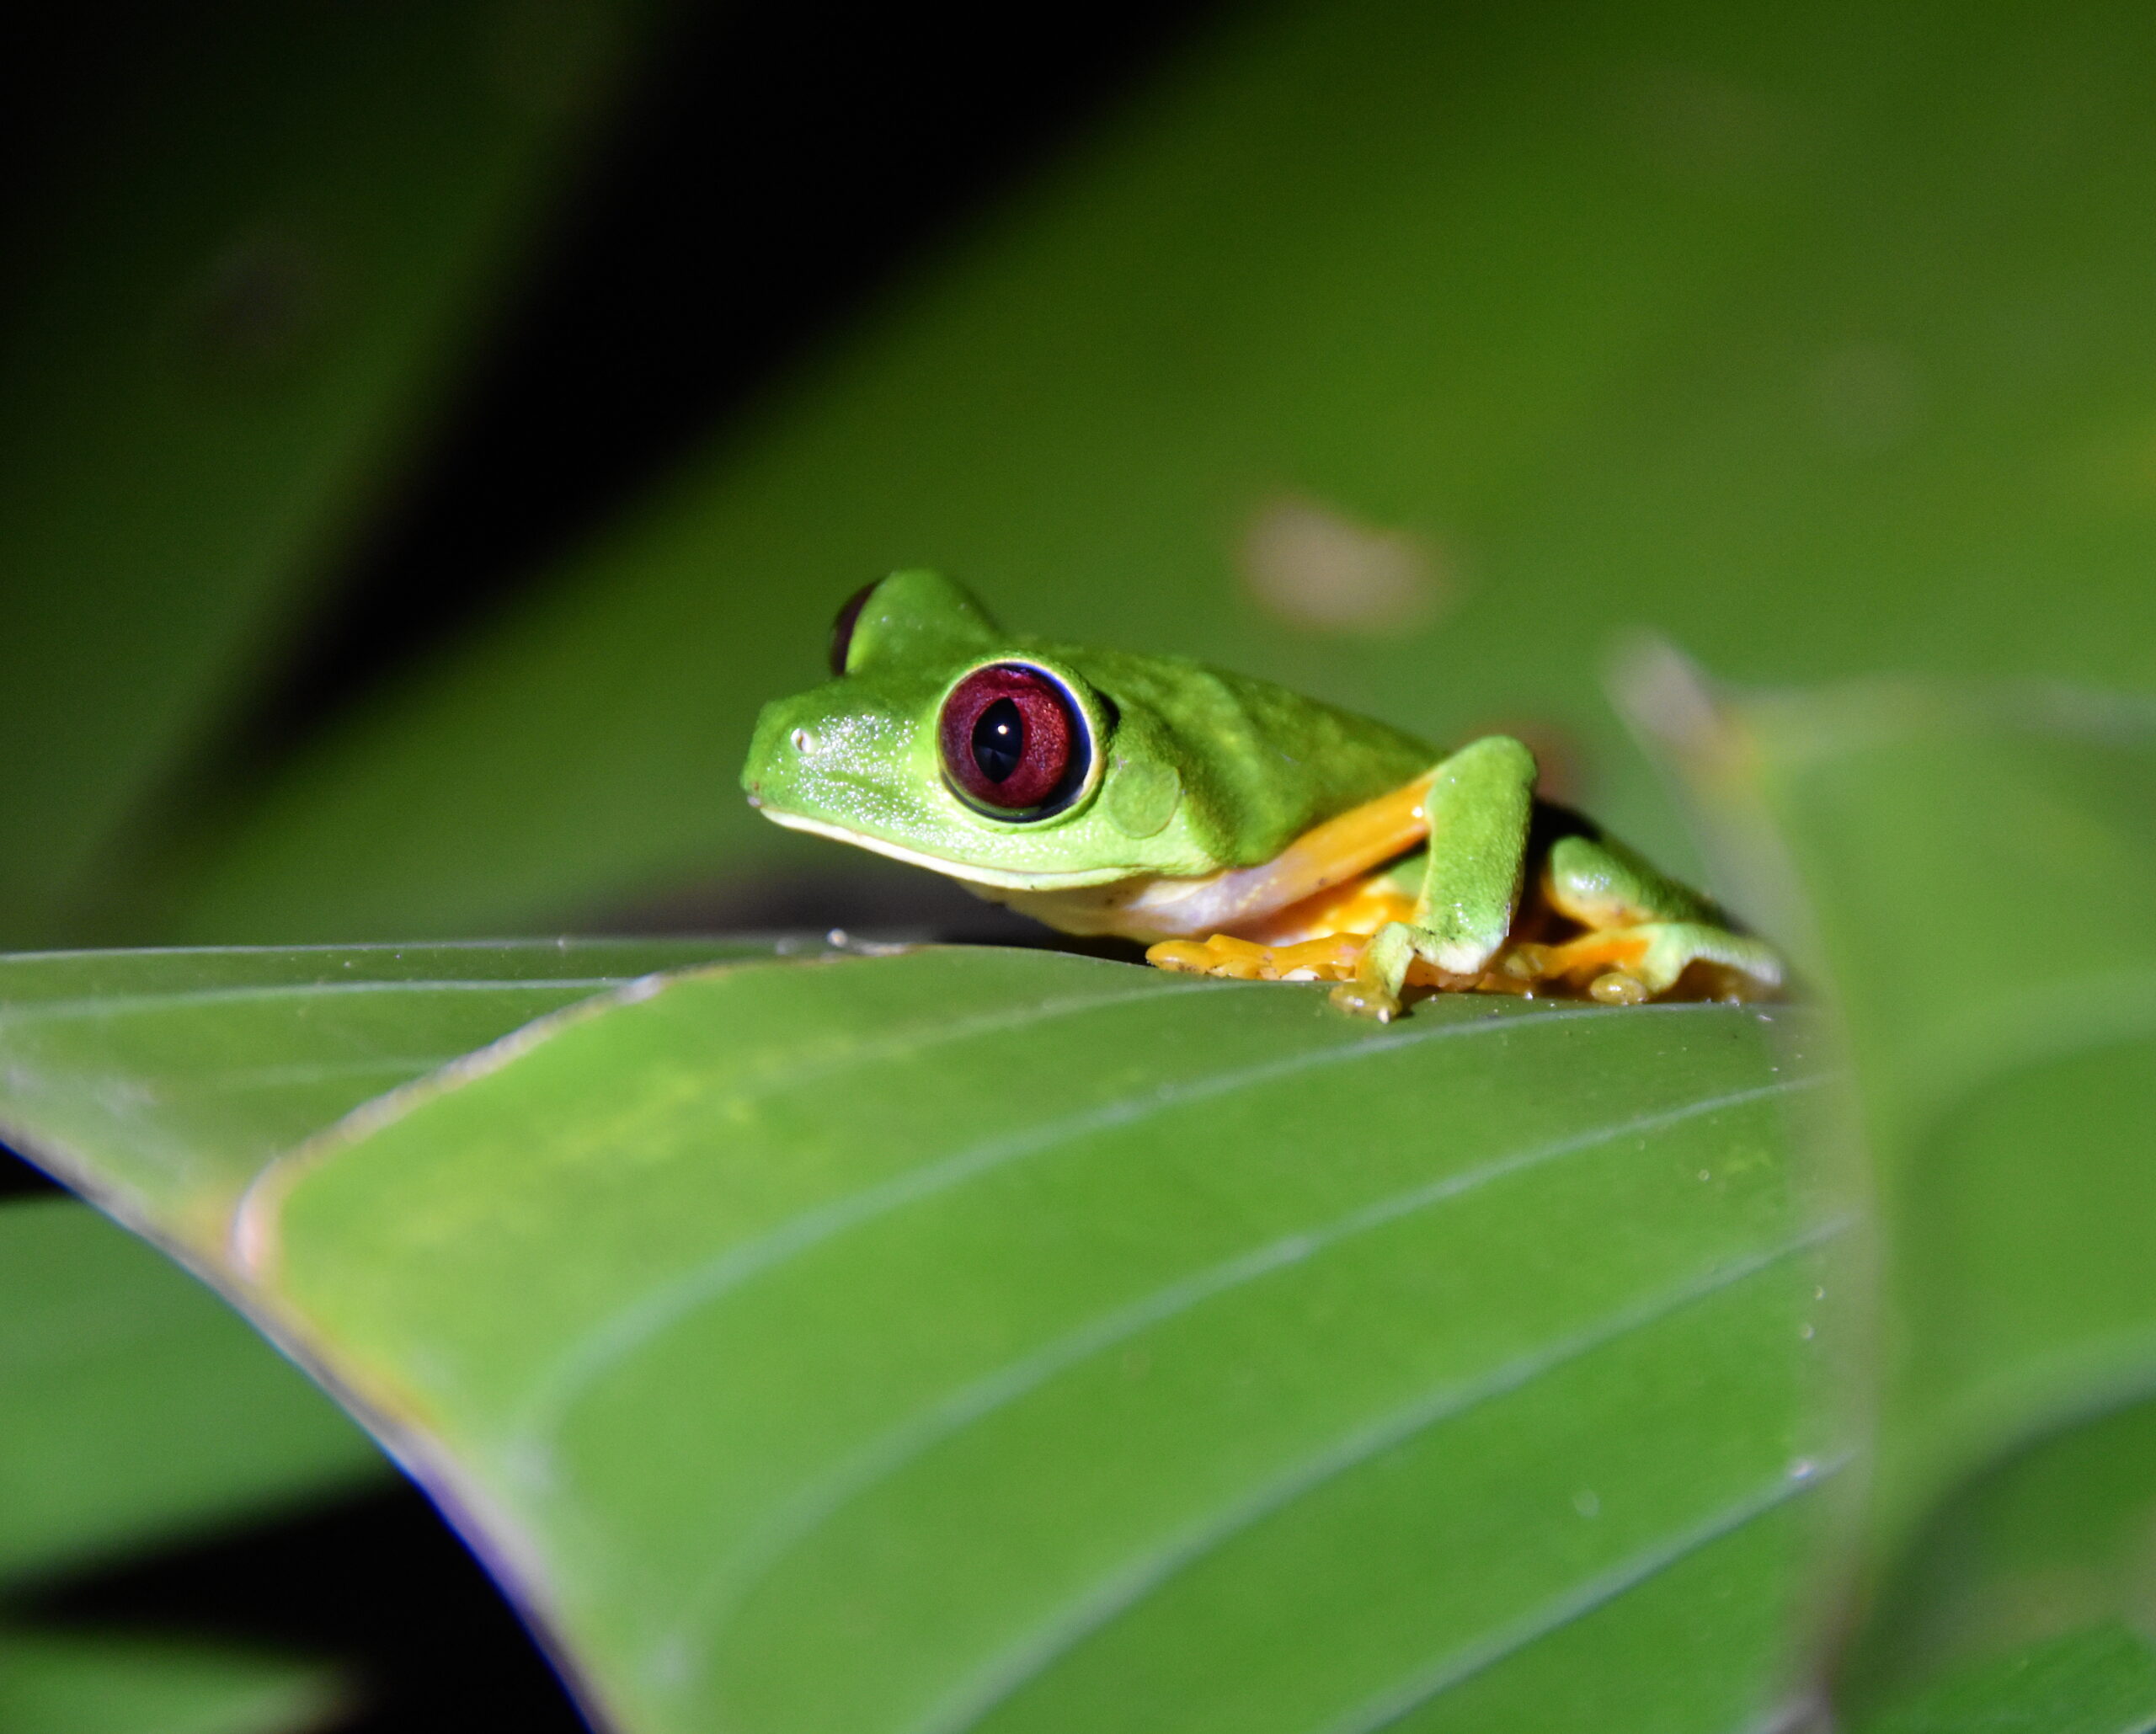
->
[0,1200,371,1734]
[0,0,648,947]
[63,0,2153,947]
[1849,1412,2156,1734]
[1649,676,2156,1721]
[0,1198,380,1586]
[1850,1622,2156,1734]
[0,1629,343,1734]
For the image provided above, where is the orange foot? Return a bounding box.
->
[1146,932,1367,983]
[1148,932,1538,996]
[1499,933,1656,1005]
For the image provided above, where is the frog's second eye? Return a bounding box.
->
[939,664,1089,817]
[827,580,880,675]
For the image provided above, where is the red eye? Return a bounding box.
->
[939,664,1089,815]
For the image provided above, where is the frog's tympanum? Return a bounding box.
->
[740,571,1780,1021]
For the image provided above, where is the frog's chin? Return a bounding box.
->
[754,805,1134,893]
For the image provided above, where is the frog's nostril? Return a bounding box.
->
[790,727,813,755]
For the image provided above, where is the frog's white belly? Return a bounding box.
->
[763,771,1434,944]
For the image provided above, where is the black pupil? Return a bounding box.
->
[971,698,1023,783]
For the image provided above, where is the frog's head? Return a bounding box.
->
[741,570,1209,889]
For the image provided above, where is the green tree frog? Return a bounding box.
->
[739,570,1780,1021]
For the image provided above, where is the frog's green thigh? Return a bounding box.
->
[1529,833,1782,1003]
[1544,831,1713,927]
[1330,735,1536,1021]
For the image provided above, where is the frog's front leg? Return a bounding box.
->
[1329,735,1536,1022]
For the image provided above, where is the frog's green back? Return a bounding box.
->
[741,571,1436,888]
[1046,639,1434,865]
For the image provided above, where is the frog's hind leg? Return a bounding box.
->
[1513,831,1782,1004]
[1525,920,1782,1005]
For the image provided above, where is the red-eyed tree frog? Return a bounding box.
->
[739,571,1781,1021]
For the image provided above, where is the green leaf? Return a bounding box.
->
[0,1629,341,1734]
[157,0,2156,942]
[0,1198,377,1584]
[1648,675,2156,1716]
[0,942,1838,1734]
[0,938,773,1240]
[1851,1623,2156,1734]
[0,939,771,1578]
[0,0,648,942]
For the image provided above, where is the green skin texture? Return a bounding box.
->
[740,571,1776,1016]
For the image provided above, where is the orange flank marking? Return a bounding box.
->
[1001,772,1433,942]
[1230,776,1433,920]
[1233,874,1417,947]
[1145,849,1421,985]
[1141,772,1656,1001]
[1130,772,1434,938]
[1144,783,1449,988]
[1536,931,1650,979]
[1146,866,1516,990]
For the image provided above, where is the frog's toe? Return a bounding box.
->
[1146,933,1365,984]
[1588,969,1652,1006]
[1147,936,1266,979]
[1327,977,1401,1022]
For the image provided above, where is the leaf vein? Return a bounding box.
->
[1308,1455,1852,1734]
[661,1075,1827,1673]
[912,1215,1853,1734]
[0,979,644,1023]
[516,1000,1707,1446]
